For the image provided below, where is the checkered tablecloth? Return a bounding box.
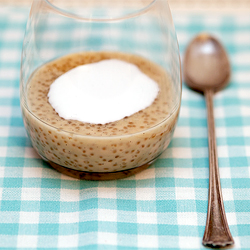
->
[0,5,250,250]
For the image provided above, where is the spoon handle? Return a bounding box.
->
[203,89,234,247]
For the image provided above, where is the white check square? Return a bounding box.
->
[60,188,80,202]
[17,235,38,248]
[58,235,79,248]
[23,167,43,178]
[172,148,192,159]
[219,167,231,179]
[174,167,193,179]
[136,188,155,201]
[59,212,79,224]
[98,188,117,199]
[176,187,195,200]
[19,212,39,224]
[137,211,157,224]
[221,188,234,201]
[177,212,197,226]
[217,146,229,158]
[179,236,200,248]
[21,188,41,201]
[138,235,158,248]
[98,209,117,222]
[98,232,117,245]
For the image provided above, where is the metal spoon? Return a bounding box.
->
[183,33,234,247]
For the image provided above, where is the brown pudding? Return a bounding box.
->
[21,51,180,179]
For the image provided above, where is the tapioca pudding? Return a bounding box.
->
[20,51,180,179]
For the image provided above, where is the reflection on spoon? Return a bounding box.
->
[183,33,234,247]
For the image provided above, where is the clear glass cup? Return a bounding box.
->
[20,0,182,180]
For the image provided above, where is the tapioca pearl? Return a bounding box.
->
[153,148,158,154]
[40,140,46,146]
[151,134,157,139]
[53,146,59,151]
[64,161,70,166]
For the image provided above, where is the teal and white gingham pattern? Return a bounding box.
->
[1,6,250,249]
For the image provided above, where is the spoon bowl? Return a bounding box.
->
[184,33,230,92]
[183,33,234,248]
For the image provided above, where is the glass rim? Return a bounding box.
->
[43,0,158,22]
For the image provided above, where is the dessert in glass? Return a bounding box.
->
[20,0,181,180]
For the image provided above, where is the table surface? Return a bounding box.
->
[1,0,250,11]
[0,4,250,250]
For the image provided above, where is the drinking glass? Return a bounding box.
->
[20,0,181,180]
